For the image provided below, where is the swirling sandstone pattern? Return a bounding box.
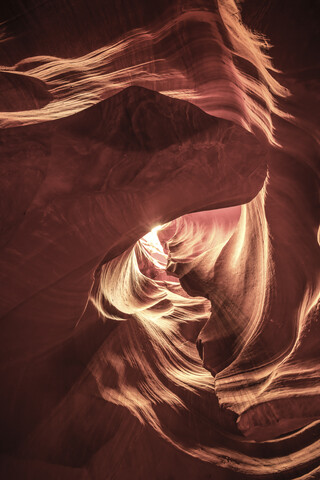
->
[0,1,319,479]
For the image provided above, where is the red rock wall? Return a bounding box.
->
[0,1,319,479]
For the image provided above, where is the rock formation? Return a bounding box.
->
[0,1,319,478]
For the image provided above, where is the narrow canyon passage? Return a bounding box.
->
[0,1,319,479]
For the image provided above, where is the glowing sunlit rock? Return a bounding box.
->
[0,1,319,479]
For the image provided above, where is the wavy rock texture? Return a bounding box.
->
[0,1,319,479]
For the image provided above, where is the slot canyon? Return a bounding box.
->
[0,1,319,479]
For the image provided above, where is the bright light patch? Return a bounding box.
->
[141,225,166,269]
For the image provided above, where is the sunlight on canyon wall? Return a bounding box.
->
[0,1,319,479]
[90,199,320,477]
[0,0,289,145]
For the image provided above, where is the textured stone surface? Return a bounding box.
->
[0,1,319,479]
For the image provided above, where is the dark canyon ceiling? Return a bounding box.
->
[0,1,319,479]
